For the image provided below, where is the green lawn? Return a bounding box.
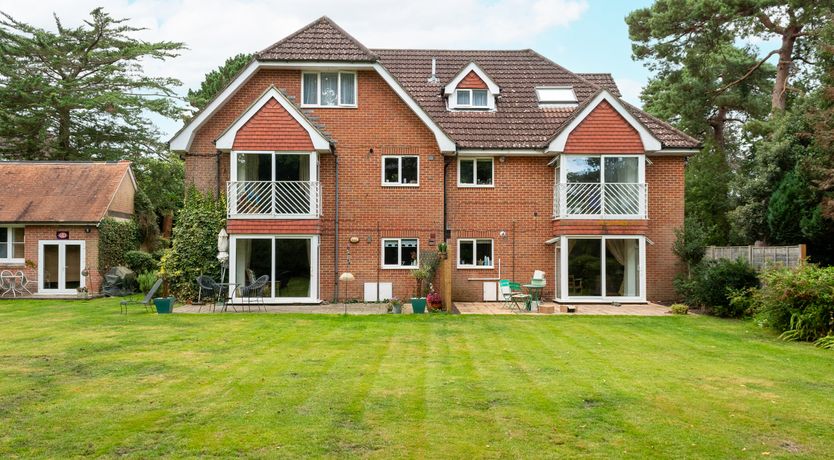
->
[1,299,833,458]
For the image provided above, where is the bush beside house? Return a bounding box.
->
[98,218,139,273]
[674,259,759,317]
[160,188,226,301]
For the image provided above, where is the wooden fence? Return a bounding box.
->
[703,244,806,270]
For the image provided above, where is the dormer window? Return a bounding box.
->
[455,89,489,108]
[444,62,500,111]
[536,86,578,108]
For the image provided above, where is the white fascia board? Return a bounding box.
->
[457,149,546,156]
[547,90,663,153]
[170,60,261,152]
[170,60,456,154]
[372,63,456,153]
[215,86,331,152]
[443,62,500,95]
[650,148,700,156]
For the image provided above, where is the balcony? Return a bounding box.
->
[553,182,647,219]
[227,181,321,218]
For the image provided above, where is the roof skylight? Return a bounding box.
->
[536,87,578,107]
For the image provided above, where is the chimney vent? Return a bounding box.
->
[428,57,439,84]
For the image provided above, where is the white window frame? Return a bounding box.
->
[228,234,320,304]
[300,71,358,108]
[37,240,86,295]
[457,238,494,269]
[535,86,578,108]
[0,226,25,264]
[457,157,494,188]
[381,155,420,187]
[557,235,646,303]
[558,154,646,219]
[381,238,420,269]
[453,89,489,109]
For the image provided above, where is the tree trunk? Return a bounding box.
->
[772,26,800,112]
[708,107,728,148]
[57,107,72,160]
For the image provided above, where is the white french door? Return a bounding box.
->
[38,240,86,295]
[558,235,646,303]
[229,234,320,303]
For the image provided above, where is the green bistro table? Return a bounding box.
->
[522,284,544,311]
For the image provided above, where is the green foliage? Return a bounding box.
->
[683,145,734,244]
[674,259,759,317]
[133,157,185,213]
[187,53,252,112]
[137,271,159,294]
[669,304,689,315]
[0,8,185,161]
[672,217,707,275]
[98,218,138,273]
[815,335,834,350]
[124,250,158,275]
[160,188,226,301]
[753,264,834,342]
[767,170,820,244]
[410,251,441,298]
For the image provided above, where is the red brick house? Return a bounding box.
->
[170,17,699,305]
[0,161,136,295]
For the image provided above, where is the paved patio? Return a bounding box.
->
[175,302,414,315]
[453,301,672,316]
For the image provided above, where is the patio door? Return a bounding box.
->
[558,236,645,302]
[229,235,319,303]
[39,240,85,295]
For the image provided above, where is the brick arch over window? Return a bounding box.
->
[457,71,488,89]
[232,98,314,151]
[564,101,644,153]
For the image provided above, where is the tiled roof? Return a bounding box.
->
[577,73,621,97]
[258,16,377,62]
[0,161,133,223]
[373,48,699,149]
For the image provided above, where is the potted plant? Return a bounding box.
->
[437,241,448,259]
[389,298,403,314]
[76,286,89,299]
[427,288,442,311]
[409,251,441,314]
[153,296,175,314]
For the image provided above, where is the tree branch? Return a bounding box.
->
[713,49,779,94]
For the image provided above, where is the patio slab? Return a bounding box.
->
[453,301,672,316]
[175,302,412,315]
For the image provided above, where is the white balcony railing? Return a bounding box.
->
[227,181,321,218]
[553,182,647,219]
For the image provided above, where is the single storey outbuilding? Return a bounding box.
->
[0,161,136,295]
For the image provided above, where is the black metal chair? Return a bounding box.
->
[120,278,163,314]
[238,275,269,312]
[196,275,221,312]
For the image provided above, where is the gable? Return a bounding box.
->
[457,71,487,89]
[564,101,644,153]
[258,16,377,62]
[233,98,314,151]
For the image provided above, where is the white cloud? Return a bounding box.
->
[0,0,589,137]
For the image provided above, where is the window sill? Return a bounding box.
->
[457,184,494,188]
[0,259,26,266]
[382,183,420,188]
[300,104,357,109]
[382,266,418,270]
[457,265,495,270]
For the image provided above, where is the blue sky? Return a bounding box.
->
[0,0,659,140]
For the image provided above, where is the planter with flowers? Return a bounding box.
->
[409,251,441,314]
[427,288,443,311]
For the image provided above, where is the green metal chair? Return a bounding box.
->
[120,278,163,314]
[499,279,530,311]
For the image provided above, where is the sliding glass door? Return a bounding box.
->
[561,236,644,301]
[230,235,318,302]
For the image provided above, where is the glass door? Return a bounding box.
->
[231,235,318,303]
[39,241,85,294]
[561,236,643,301]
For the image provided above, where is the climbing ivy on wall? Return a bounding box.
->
[98,217,139,273]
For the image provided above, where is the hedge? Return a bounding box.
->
[98,218,139,273]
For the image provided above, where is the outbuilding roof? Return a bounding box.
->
[0,161,135,224]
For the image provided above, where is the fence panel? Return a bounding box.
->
[704,244,805,270]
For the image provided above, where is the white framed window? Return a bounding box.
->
[382,155,419,186]
[457,238,493,269]
[301,71,357,107]
[458,158,494,187]
[0,226,25,263]
[454,89,489,108]
[535,86,578,108]
[557,154,646,219]
[382,238,419,269]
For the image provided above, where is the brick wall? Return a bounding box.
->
[644,156,686,302]
[186,68,442,302]
[565,101,645,154]
[0,225,102,295]
[457,71,488,89]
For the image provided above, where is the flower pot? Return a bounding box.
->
[391,304,402,314]
[153,297,175,314]
[410,297,427,314]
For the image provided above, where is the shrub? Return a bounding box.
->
[98,217,139,272]
[137,271,159,294]
[124,250,158,275]
[669,304,689,315]
[753,264,834,342]
[160,188,226,301]
[674,259,759,317]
